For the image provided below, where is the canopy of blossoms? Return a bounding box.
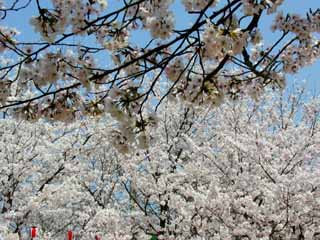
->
[0,1,320,239]
[0,88,319,239]
[0,0,319,127]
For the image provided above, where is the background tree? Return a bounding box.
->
[0,120,81,238]
[1,87,319,239]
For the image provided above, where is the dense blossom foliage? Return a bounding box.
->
[0,89,319,239]
[0,0,320,239]
[0,0,318,126]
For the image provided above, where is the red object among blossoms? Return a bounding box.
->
[95,235,101,240]
[31,226,37,238]
[67,230,73,240]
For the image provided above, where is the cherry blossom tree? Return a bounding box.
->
[1,87,319,239]
[0,117,126,239]
[0,119,83,239]
[0,3,319,239]
[102,89,320,240]
[0,0,319,127]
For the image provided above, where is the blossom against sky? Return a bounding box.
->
[3,0,320,93]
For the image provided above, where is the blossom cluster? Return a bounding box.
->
[0,26,19,52]
[104,85,155,153]
[271,11,320,73]
[281,42,320,74]
[10,91,79,122]
[95,22,130,51]
[241,0,284,16]
[181,0,219,11]
[165,58,185,81]
[19,52,64,87]
[0,80,11,105]
[126,0,175,39]
[30,0,108,42]
[272,12,312,42]
[202,24,249,60]
[167,63,285,108]
[11,48,104,121]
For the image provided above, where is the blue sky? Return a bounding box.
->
[1,0,319,94]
